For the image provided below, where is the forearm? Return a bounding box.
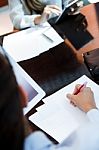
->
[8,0,40,29]
[10,14,40,29]
[16,15,41,29]
[10,10,41,29]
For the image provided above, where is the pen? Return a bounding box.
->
[42,33,54,43]
[74,81,87,95]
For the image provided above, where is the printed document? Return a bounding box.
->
[29,75,99,143]
[3,22,63,62]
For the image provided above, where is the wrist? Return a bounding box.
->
[34,16,41,25]
[85,105,97,113]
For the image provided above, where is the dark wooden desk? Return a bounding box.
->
[0,2,99,143]
[19,3,99,114]
[25,4,99,141]
[19,42,91,97]
[0,3,98,103]
[19,3,99,97]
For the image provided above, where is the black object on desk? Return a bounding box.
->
[49,13,93,50]
[48,0,80,25]
[19,42,91,96]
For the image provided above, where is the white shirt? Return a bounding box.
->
[24,109,99,150]
[8,0,64,29]
[8,0,98,29]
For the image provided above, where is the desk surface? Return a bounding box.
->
[0,3,98,100]
[0,2,99,142]
[20,2,99,121]
[19,42,91,96]
[0,3,98,99]
[19,3,99,97]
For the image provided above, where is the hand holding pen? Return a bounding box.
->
[66,82,97,112]
[73,81,87,95]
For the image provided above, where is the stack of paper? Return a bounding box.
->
[29,75,99,143]
[3,22,63,62]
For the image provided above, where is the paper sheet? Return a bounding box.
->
[30,108,79,143]
[3,22,63,62]
[29,75,99,143]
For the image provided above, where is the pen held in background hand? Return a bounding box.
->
[42,33,54,43]
[74,81,87,95]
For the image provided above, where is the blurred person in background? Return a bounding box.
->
[8,0,98,29]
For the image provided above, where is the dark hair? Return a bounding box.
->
[0,53,24,150]
[25,0,45,14]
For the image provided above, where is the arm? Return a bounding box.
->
[8,0,61,29]
[8,0,41,29]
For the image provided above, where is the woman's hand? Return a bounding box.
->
[67,85,97,112]
[34,5,62,25]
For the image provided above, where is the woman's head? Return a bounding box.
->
[0,52,24,150]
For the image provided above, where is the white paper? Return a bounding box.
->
[29,75,99,142]
[30,108,79,143]
[3,22,63,62]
